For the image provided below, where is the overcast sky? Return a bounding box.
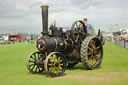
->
[0,0,128,34]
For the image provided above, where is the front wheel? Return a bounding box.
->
[26,51,45,73]
[44,52,67,77]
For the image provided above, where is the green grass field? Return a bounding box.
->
[0,41,128,85]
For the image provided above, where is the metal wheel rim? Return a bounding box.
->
[26,51,45,73]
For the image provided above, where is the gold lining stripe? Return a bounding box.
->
[72,40,74,48]
[53,38,58,51]
[64,40,67,50]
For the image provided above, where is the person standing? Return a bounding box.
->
[83,18,90,34]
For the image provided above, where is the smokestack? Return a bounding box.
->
[41,5,49,36]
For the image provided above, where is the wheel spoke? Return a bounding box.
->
[37,66,41,72]
[59,59,62,63]
[88,53,92,55]
[80,37,83,42]
[95,46,100,50]
[29,60,34,63]
[58,57,60,62]
[52,67,55,73]
[90,40,95,48]
[38,53,40,59]
[95,54,100,57]
[31,65,35,70]
[95,59,101,65]
[88,47,93,52]
[75,34,79,42]
[29,64,34,67]
[35,66,38,72]
[95,53,101,60]
[58,57,63,63]
[59,66,62,70]
[48,63,54,66]
[34,53,36,60]
[30,56,35,60]
[53,54,56,59]
[88,56,93,61]
[92,58,96,65]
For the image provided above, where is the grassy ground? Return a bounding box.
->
[0,41,128,85]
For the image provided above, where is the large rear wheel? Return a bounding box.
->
[80,36,103,69]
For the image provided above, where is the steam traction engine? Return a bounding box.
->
[26,6,103,77]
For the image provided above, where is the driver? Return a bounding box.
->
[83,18,90,34]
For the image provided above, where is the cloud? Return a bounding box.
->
[0,0,128,33]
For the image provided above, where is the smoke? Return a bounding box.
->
[16,0,48,10]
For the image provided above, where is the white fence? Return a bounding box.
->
[107,39,128,49]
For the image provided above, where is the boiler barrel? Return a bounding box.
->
[37,37,73,52]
